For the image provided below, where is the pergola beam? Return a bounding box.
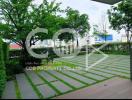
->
[92,0,122,5]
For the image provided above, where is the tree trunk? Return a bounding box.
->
[72,39,74,53]
[20,40,42,68]
[20,41,29,68]
[77,38,79,48]
[60,41,62,53]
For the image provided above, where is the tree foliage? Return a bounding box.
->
[0,0,63,47]
[66,8,90,37]
[108,0,132,42]
[0,0,90,60]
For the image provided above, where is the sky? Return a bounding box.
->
[33,0,122,41]
[34,0,110,25]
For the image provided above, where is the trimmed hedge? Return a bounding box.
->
[93,42,130,55]
[9,48,57,67]
[80,42,130,55]
[0,38,6,98]
[5,44,23,80]
[0,39,5,70]
[9,47,58,59]
[9,42,131,60]
[3,42,9,63]
[0,70,6,98]
[6,58,24,80]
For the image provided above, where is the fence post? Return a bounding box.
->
[130,46,132,80]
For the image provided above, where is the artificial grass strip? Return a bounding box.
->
[92,68,129,79]
[57,71,88,85]
[69,70,107,83]
[14,80,22,99]
[36,72,61,95]
[24,73,44,99]
[46,71,76,90]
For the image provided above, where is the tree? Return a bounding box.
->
[0,0,63,47]
[58,32,74,54]
[108,0,132,45]
[55,8,90,54]
[93,14,108,42]
[32,0,64,39]
[0,0,90,66]
[0,0,63,66]
[66,8,90,47]
[100,14,108,42]
[108,0,132,80]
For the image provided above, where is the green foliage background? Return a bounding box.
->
[0,38,7,98]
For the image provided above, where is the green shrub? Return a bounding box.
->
[9,47,59,59]
[0,39,5,70]
[0,38,6,98]
[9,47,58,68]
[94,42,130,55]
[78,42,130,55]
[0,70,6,98]
[6,59,24,80]
[2,42,9,63]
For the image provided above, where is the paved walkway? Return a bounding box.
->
[2,54,130,99]
[54,77,132,99]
